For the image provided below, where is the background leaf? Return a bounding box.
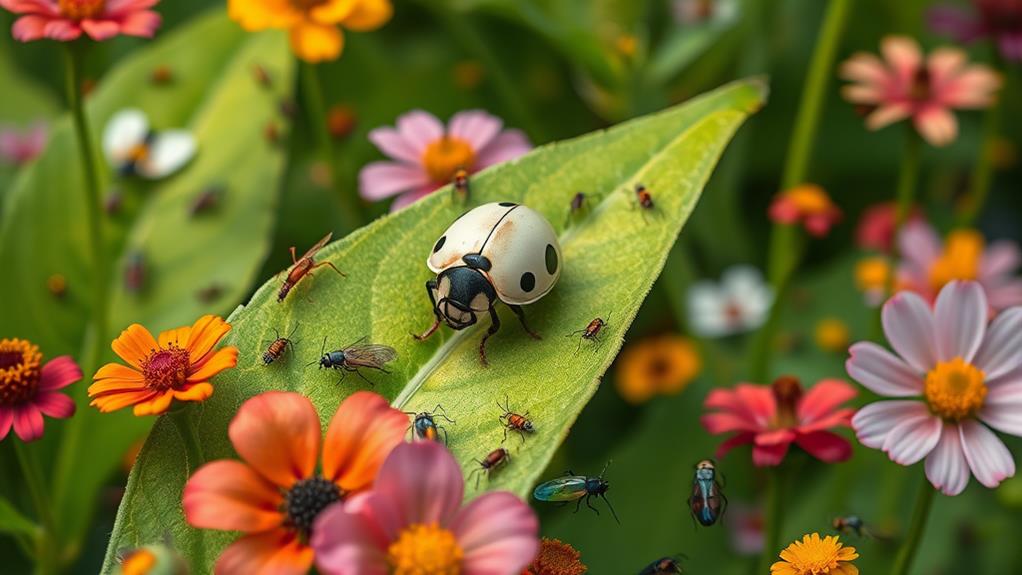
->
[0,497,38,538]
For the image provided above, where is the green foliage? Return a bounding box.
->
[0,497,38,538]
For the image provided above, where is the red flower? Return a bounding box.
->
[768,184,842,237]
[1,0,161,43]
[701,376,857,467]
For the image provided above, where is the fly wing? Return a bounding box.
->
[300,232,333,260]
[532,476,586,501]
[342,344,398,368]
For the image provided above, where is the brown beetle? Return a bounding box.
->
[567,314,610,352]
[263,324,299,365]
[497,396,534,444]
[467,447,510,488]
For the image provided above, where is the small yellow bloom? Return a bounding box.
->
[615,334,701,404]
[771,533,859,575]
[928,229,983,291]
[854,256,890,293]
[814,318,849,354]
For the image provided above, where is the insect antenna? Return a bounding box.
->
[306,336,327,368]
[433,404,455,423]
[599,460,613,479]
[602,493,621,525]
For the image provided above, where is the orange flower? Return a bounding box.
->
[523,537,587,575]
[183,391,408,575]
[88,315,238,416]
[615,334,701,404]
[768,184,842,237]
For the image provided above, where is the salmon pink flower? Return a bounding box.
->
[1,0,161,42]
[840,35,1001,147]
[311,441,539,575]
[702,376,857,467]
[0,122,47,166]
[768,184,842,237]
[847,281,1022,495]
[930,0,1022,61]
[183,391,408,575]
[0,338,80,442]
[360,109,532,210]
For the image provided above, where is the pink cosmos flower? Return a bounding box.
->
[855,201,921,253]
[840,35,1001,147]
[360,109,531,211]
[312,441,539,575]
[847,281,1022,495]
[701,376,857,467]
[0,122,47,166]
[768,184,842,237]
[1,0,161,43]
[930,0,1022,61]
[1,338,81,442]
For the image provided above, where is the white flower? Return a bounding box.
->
[102,108,196,179]
[687,266,773,337]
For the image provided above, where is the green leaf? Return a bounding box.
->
[0,10,293,552]
[0,497,38,538]
[646,10,741,85]
[103,77,767,572]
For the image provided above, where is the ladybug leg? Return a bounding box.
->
[508,305,541,340]
[478,306,501,366]
[413,280,442,340]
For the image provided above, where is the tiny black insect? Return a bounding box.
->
[311,336,397,386]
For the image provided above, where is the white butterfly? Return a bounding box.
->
[102,109,196,179]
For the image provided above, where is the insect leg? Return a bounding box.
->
[501,426,509,444]
[349,366,376,387]
[573,498,583,514]
[434,405,455,423]
[478,306,501,367]
[585,494,600,516]
[516,429,526,445]
[312,260,347,278]
[602,494,621,524]
[508,305,541,340]
[289,246,298,264]
[576,336,583,353]
[439,425,448,445]
[413,280,443,341]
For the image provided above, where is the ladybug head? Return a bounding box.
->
[434,267,496,330]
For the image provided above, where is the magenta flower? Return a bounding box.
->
[312,441,539,575]
[0,122,47,166]
[855,201,921,253]
[848,281,1022,495]
[840,35,1001,147]
[1,338,81,442]
[360,109,531,211]
[1,0,161,42]
[930,0,1022,61]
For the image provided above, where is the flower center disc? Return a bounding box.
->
[422,137,476,184]
[0,339,42,406]
[283,476,342,539]
[58,0,105,19]
[388,523,464,575]
[140,346,190,392]
[925,358,987,420]
[928,230,983,290]
[779,534,855,575]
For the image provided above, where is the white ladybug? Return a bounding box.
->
[102,108,196,179]
[414,202,562,365]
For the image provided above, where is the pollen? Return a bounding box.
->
[771,533,858,575]
[140,346,190,392]
[58,0,105,19]
[924,358,987,420]
[0,338,42,406]
[928,229,984,290]
[422,136,476,184]
[388,523,464,575]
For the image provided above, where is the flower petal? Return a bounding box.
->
[925,423,970,496]
[187,347,238,383]
[80,18,120,41]
[183,460,284,532]
[230,392,320,488]
[39,356,82,391]
[158,326,191,349]
[138,130,196,179]
[12,404,44,441]
[865,103,913,130]
[33,391,75,419]
[173,382,214,403]
[132,390,174,416]
[117,9,161,37]
[973,307,1022,380]
[881,291,937,373]
[0,408,12,441]
[323,391,409,493]
[340,0,392,31]
[715,432,755,460]
[474,129,531,168]
[795,431,853,463]
[395,110,444,154]
[752,442,789,467]
[447,110,503,151]
[102,109,148,166]
[845,342,924,396]
[311,499,390,575]
[186,315,232,364]
[110,323,158,368]
[289,20,344,63]
[959,420,1015,488]
[852,400,930,449]
[452,491,539,575]
[215,529,314,575]
[797,379,857,424]
[389,187,435,211]
[367,126,422,164]
[358,161,431,201]
[881,36,922,84]
[89,389,157,413]
[933,281,987,362]
[979,379,1022,436]
[11,15,50,41]
[913,105,958,147]
[980,241,1021,279]
[881,410,943,465]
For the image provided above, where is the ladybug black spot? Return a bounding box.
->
[545,244,558,275]
[498,202,517,207]
[433,236,446,253]
[520,272,536,292]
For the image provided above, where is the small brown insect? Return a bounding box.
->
[104,189,123,215]
[327,104,356,139]
[263,324,299,365]
[252,64,272,88]
[195,284,224,304]
[567,314,610,352]
[452,168,470,201]
[564,191,588,226]
[189,185,225,217]
[634,183,655,210]
[278,232,345,302]
[124,251,146,295]
[497,396,534,444]
[264,122,280,144]
[47,274,67,299]
[150,65,174,86]
[467,447,510,488]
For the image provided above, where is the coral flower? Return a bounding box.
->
[1,0,161,42]
[0,338,80,442]
[930,0,1022,61]
[687,266,773,338]
[0,122,47,166]
[771,533,858,575]
[312,441,539,575]
[229,0,391,63]
[88,315,238,416]
[615,334,701,404]
[360,109,532,210]
[183,391,408,575]
[702,376,857,467]
[768,184,842,237]
[848,281,1022,495]
[523,538,587,575]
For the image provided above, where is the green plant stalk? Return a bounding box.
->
[757,466,786,575]
[15,442,56,575]
[885,131,921,295]
[891,479,936,575]
[957,91,1002,225]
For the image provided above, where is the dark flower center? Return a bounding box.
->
[283,476,343,540]
[0,339,41,406]
[58,0,105,19]
[771,375,804,428]
[909,67,931,103]
[140,346,190,391]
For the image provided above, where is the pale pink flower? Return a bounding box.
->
[360,109,531,211]
[312,441,538,575]
[0,0,161,42]
[930,0,1022,61]
[840,35,1001,147]
[0,122,47,166]
[847,281,1022,495]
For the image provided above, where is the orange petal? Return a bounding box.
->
[188,347,238,382]
[88,379,147,396]
[93,362,143,382]
[174,382,214,402]
[111,324,158,368]
[309,0,357,23]
[183,460,283,533]
[215,529,313,575]
[132,391,175,416]
[322,391,407,492]
[341,0,392,31]
[186,315,232,364]
[229,392,320,488]
[158,325,191,349]
[289,21,343,63]
[90,390,157,413]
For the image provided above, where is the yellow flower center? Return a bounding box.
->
[422,137,476,184]
[924,358,987,420]
[773,533,858,575]
[140,345,190,392]
[0,338,41,406]
[119,548,157,575]
[784,184,835,215]
[58,0,105,19]
[388,523,463,575]
[928,229,984,291]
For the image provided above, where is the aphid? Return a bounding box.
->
[497,395,534,444]
[263,324,299,365]
[150,65,174,86]
[414,202,561,366]
[688,459,727,527]
[195,283,224,303]
[47,274,67,299]
[832,515,874,538]
[124,251,146,294]
[467,447,510,488]
[278,232,345,302]
[252,64,272,88]
[314,336,397,386]
[405,405,455,444]
[638,556,685,575]
[189,185,225,217]
[567,313,611,352]
[634,183,655,210]
[533,462,620,524]
[452,168,470,201]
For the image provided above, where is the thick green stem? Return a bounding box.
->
[890,479,936,575]
[957,93,1002,225]
[757,467,786,575]
[15,442,56,575]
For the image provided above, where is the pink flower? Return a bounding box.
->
[897,220,1022,312]
[701,376,857,467]
[1,338,81,442]
[360,109,531,211]
[728,503,765,556]
[0,122,47,166]
[855,201,920,252]
[312,441,539,575]
[767,184,842,237]
[840,35,1001,147]
[1,0,161,43]
[847,281,1022,495]
[930,0,1022,61]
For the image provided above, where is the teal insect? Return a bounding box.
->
[688,459,726,527]
[532,462,619,524]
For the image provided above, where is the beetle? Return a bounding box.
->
[452,168,470,201]
[832,515,876,538]
[189,184,225,217]
[634,183,655,210]
[413,202,562,365]
[567,313,611,352]
[638,556,685,575]
[533,461,620,524]
[467,447,510,488]
[406,404,455,444]
[262,324,299,365]
[497,395,534,444]
[278,232,346,302]
[688,459,727,527]
[314,336,397,386]
[195,283,224,304]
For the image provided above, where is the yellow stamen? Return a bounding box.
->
[924,358,986,420]
[140,346,190,392]
[422,137,475,184]
[928,229,984,291]
[388,523,463,575]
[771,533,859,575]
[58,0,104,19]
[0,338,41,406]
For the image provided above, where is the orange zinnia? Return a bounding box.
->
[183,391,408,575]
[89,315,238,416]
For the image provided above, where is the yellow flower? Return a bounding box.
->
[615,334,701,404]
[814,318,849,353]
[771,533,859,575]
[228,0,392,62]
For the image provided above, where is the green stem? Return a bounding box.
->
[757,467,786,575]
[885,130,921,296]
[890,479,936,575]
[168,409,205,473]
[957,91,1002,226]
[15,442,56,575]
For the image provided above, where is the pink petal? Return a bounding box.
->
[715,432,755,459]
[33,391,75,419]
[980,241,1021,279]
[752,442,789,467]
[926,47,967,87]
[865,103,913,130]
[10,14,49,41]
[925,423,970,496]
[116,10,161,37]
[959,420,1015,488]
[846,342,924,397]
[42,18,82,40]
[913,105,958,147]
[105,0,159,15]
[389,187,435,212]
[881,36,922,85]
[371,442,464,530]
[979,379,1022,436]
[452,491,538,574]
[973,307,1022,379]
[358,161,430,201]
[839,53,889,86]
[795,431,853,463]
[312,500,390,575]
[80,18,120,40]
[368,127,423,164]
[898,220,942,272]
[733,384,776,426]
[474,129,531,168]
[881,291,937,373]
[987,281,1022,310]
[797,379,857,424]
[852,400,930,449]
[395,110,444,154]
[0,0,59,15]
[0,408,13,441]
[933,281,987,362]
[881,410,943,465]
[797,408,855,434]
[447,110,503,152]
[940,67,1001,108]
[754,429,796,446]
[701,412,762,435]
[39,356,82,391]
[12,404,44,442]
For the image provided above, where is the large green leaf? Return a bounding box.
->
[0,9,293,555]
[102,78,766,572]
